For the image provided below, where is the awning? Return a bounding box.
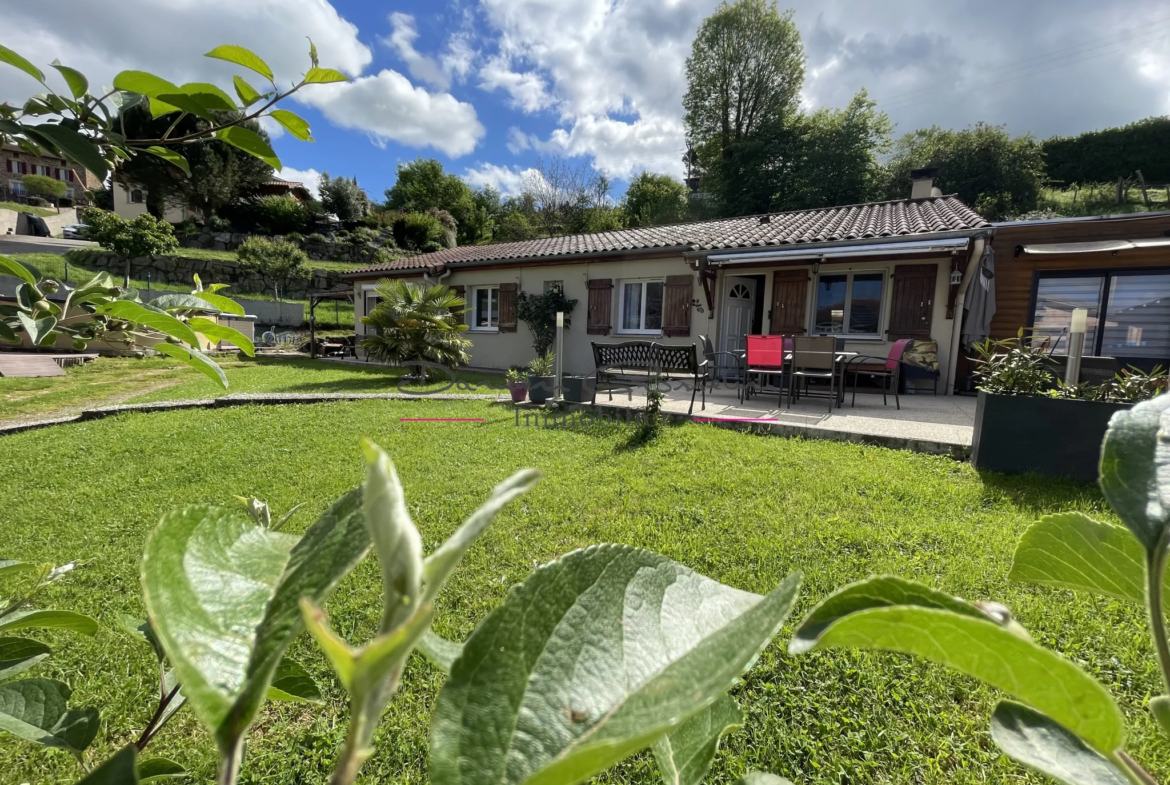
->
[1018,237,1170,255]
[706,236,971,266]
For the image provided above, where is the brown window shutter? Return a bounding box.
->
[498,282,518,332]
[769,270,809,335]
[888,264,938,339]
[587,279,613,335]
[450,284,466,325]
[662,274,693,337]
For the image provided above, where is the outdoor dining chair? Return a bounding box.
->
[699,335,743,397]
[787,335,840,412]
[843,339,911,410]
[743,334,789,404]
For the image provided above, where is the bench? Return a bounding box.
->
[590,341,707,414]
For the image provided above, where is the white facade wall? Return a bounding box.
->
[112,183,189,223]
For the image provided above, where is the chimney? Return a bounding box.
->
[910,167,941,199]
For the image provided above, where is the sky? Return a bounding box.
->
[2,0,1169,202]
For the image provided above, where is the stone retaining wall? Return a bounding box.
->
[179,232,384,264]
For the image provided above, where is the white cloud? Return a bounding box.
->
[442,33,477,82]
[479,56,555,113]
[463,163,538,196]
[381,12,452,91]
[506,126,533,154]
[299,70,485,157]
[276,167,322,199]
[543,115,686,180]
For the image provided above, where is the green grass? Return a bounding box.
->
[0,400,1166,784]
[1036,184,1170,217]
[8,253,355,329]
[172,246,239,262]
[0,201,55,218]
[0,355,500,422]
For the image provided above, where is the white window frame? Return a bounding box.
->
[810,270,887,338]
[617,278,666,335]
[470,285,500,332]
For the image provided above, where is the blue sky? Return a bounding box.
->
[4,0,1170,203]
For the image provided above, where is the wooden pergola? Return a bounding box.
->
[307,288,356,359]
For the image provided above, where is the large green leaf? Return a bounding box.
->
[789,585,1124,755]
[0,559,38,580]
[152,344,228,389]
[232,75,264,107]
[652,693,743,785]
[32,123,109,182]
[141,147,191,177]
[97,300,200,347]
[304,67,348,84]
[266,658,322,703]
[178,82,237,111]
[17,312,56,346]
[0,678,99,757]
[112,70,179,97]
[192,291,245,317]
[0,609,99,636]
[215,126,280,169]
[188,316,256,356]
[0,637,51,680]
[150,294,219,313]
[990,701,1129,785]
[139,756,187,782]
[140,506,299,741]
[204,45,274,82]
[0,255,37,286]
[1010,513,1157,605]
[429,545,802,785]
[0,43,45,82]
[267,109,313,141]
[50,61,88,99]
[1098,395,1170,554]
[735,774,793,785]
[417,631,463,673]
[77,744,138,785]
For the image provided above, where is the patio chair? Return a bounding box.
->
[843,339,911,410]
[744,335,789,405]
[699,335,743,397]
[787,336,839,412]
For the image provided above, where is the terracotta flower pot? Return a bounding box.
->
[507,380,528,403]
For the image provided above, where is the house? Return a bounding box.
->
[948,210,1170,388]
[112,177,310,222]
[257,178,312,202]
[344,172,994,395]
[1,145,102,207]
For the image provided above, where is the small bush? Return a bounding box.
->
[392,211,446,252]
[306,232,327,244]
[347,226,379,246]
[81,207,178,259]
[26,196,49,207]
[253,195,311,236]
[207,215,232,233]
[285,231,305,242]
[237,236,309,299]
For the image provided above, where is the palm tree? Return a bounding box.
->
[359,280,472,379]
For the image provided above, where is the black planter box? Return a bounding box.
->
[971,391,1132,482]
[562,375,596,403]
[528,375,555,404]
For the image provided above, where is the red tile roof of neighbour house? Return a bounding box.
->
[346,195,990,276]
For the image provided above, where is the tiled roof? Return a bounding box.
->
[267,177,305,187]
[347,195,989,275]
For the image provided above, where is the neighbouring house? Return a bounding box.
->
[948,210,1170,390]
[257,177,312,201]
[112,176,310,222]
[1,144,101,208]
[344,172,994,394]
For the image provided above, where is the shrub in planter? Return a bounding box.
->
[527,352,555,404]
[505,367,528,403]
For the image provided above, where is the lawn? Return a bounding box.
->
[0,201,56,218]
[0,355,501,423]
[0,399,1165,785]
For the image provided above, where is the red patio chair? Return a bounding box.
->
[844,339,912,410]
[743,335,790,404]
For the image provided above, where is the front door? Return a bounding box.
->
[719,277,756,375]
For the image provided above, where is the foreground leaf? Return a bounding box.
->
[204,45,274,82]
[267,658,322,703]
[32,123,109,182]
[50,61,88,99]
[139,756,187,782]
[652,693,743,785]
[141,147,191,177]
[0,255,37,286]
[268,109,312,141]
[98,300,200,347]
[191,291,245,317]
[118,616,166,663]
[990,701,1129,785]
[0,43,45,83]
[232,75,263,107]
[735,774,793,785]
[141,506,299,742]
[0,637,50,680]
[0,678,98,757]
[790,597,1123,754]
[429,545,802,785]
[304,67,348,84]
[189,316,256,356]
[153,343,228,389]
[417,631,463,673]
[1010,513,1155,605]
[216,126,280,169]
[1098,396,1170,554]
[17,312,56,346]
[0,609,99,636]
[78,744,138,785]
[149,293,220,313]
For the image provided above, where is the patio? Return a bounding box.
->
[586,382,976,457]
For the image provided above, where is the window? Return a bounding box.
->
[812,272,885,336]
[1030,270,1170,361]
[618,279,664,334]
[130,189,144,204]
[471,286,500,330]
[9,181,24,194]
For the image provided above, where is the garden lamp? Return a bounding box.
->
[555,311,564,400]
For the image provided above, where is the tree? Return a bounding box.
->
[21,173,67,201]
[236,236,308,301]
[522,157,620,237]
[881,123,1046,219]
[359,279,472,378]
[780,90,892,210]
[621,172,688,227]
[319,173,369,223]
[684,0,805,215]
[392,212,447,251]
[384,158,491,245]
[81,207,177,260]
[517,283,578,356]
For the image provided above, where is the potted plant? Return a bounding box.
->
[505,367,528,404]
[527,352,555,404]
[969,332,1167,481]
